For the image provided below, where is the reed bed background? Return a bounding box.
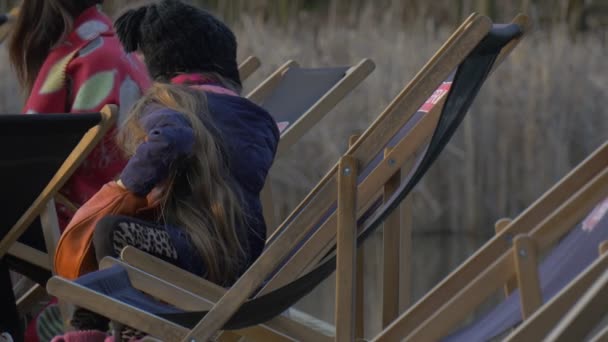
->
[1,0,607,337]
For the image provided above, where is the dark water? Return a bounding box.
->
[293,232,493,337]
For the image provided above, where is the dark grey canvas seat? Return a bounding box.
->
[47,17,526,341]
[0,112,109,336]
[260,66,350,132]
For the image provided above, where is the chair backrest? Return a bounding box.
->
[0,106,116,258]
[261,66,349,129]
[248,59,374,156]
[179,14,527,340]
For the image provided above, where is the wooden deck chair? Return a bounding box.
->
[371,142,608,341]
[0,106,117,332]
[245,59,375,231]
[46,14,526,341]
[503,224,608,341]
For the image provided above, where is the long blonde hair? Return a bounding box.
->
[118,83,245,285]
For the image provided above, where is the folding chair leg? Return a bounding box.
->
[261,180,276,236]
[382,147,401,328]
[335,155,358,342]
[40,199,60,265]
[355,248,365,339]
[349,135,365,340]
[495,218,516,298]
[399,189,413,312]
[513,234,542,319]
[40,199,73,329]
[599,240,608,256]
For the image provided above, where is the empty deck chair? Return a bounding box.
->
[0,106,117,335]
[246,59,375,230]
[503,206,608,341]
[372,141,608,341]
[436,195,608,341]
[47,14,526,341]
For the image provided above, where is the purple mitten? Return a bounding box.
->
[120,108,195,196]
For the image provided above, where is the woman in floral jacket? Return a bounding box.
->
[1,1,150,340]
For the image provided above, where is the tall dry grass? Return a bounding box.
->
[230,16,608,238]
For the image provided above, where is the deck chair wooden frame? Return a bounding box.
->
[372,141,608,341]
[47,13,524,341]
[504,237,608,341]
[1,105,117,323]
[248,58,375,231]
[1,105,118,262]
[238,56,261,81]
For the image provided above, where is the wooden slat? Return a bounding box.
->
[504,248,608,341]
[599,240,608,256]
[513,234,542,319]
[382,147,401,327]
[47,277,188,341]
[495,218,516,297]
[545,269,608,342]
[399,182,413,312]
[55,193,79,213]
[40,199,61,266]
[121,246,226,300]
[350,134,365,340]
[382,141,607,339]
[119,248,332,342]
[335,156,358,342]
[0,105,117,257]
[181,15,493,341]
[246,60,297,104]
[261,179,277,236]
[238,56,261,81]
[8,242,51,270]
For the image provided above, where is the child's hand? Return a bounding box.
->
[120,108,195,196]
